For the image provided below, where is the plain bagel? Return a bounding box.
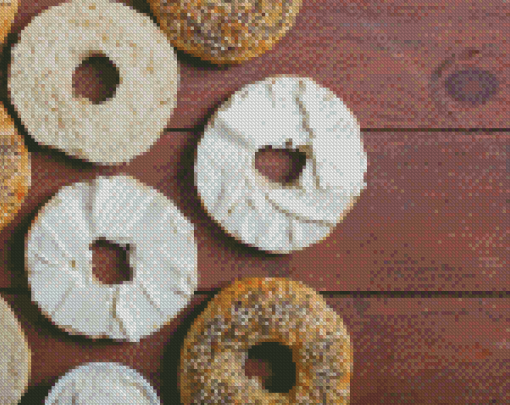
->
[8,0,179,165]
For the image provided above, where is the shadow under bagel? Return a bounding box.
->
[19,382,58,404]
[5,288,206,404]
[72,53,121,106]
[159,291,217,404]
[160,290,303,403]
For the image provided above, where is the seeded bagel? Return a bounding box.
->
[149,0,302,64]
[0,0,18,45]
[0,103,30,232]
[180,277,352,404]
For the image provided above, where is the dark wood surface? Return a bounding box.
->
[3,292,508,404]
[1,131,506,292]
[3,0,509,130]
[0,0,507,403]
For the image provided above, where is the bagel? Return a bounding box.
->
[8,0,179,165]
[45,362,160,404]
[0,102,31,233]
[180,277,352,404]
[0,295,31,405]
[148,0,302,65]
[25,175,197,342]
[0,0,18,45]
[195,75,368,254]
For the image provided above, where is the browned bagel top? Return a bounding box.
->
[0,104,30,231]
[0,0,18,45]
[151,0,302,64]
[180,277,352,404]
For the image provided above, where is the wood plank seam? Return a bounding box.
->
[1,289,508,298]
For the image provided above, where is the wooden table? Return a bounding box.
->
[0,0,508,403]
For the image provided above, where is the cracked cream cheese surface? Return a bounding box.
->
[195,75,368,254]
[26,175,197,342]
[49,363,158,405]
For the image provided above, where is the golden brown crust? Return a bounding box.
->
[0,103,31,232]
[0,294,31,404]
[180,277,352,404]
[0,0,18,45]
[149,0,302,65]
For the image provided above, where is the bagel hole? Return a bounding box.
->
[90,238,132,285]
[255,146,307,185]
[245,342,296,393]
[72,53,120,104]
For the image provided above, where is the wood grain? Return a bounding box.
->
[170,9,510,130]
[2,292,507,404]
[288,131,508,292]
[0,0,508,131]
[1,131,506,291]
[0,2,507,403]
